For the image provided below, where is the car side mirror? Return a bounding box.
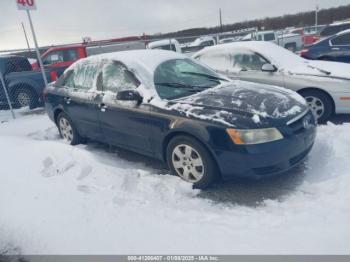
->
[116,90,142,104]
[261,63,277,72]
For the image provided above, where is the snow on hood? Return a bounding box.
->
[194,41,350,80]
[156,80,308,128]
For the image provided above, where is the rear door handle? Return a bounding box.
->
[64,97,71,104]
[99,103,108,112]
[332,47,340,50]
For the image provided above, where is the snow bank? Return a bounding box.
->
[0,112,349,254]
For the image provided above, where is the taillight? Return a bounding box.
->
[300,49,309,57]
[50,71,58,81]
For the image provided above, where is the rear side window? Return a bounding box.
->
[5,58,32,74]
[331,33,350,45]
[62,62,100,90]
[196,52,231,72]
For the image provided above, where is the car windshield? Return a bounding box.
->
[154,58,226,100]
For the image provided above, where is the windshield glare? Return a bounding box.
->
[154,58,223,100]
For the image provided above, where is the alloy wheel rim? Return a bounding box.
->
[172,144,204,183]
[17,92,31,107]
[305,96,324,120]
[59,117,73,142]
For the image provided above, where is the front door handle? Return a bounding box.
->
[99,103,108,112]
[64,97,71,104]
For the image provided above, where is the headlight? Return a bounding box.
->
[226,128,283,145]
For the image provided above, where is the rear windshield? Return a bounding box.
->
[4,57,32,74]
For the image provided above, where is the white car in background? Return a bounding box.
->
[193,41,350,122]
[242,30,303,52]
[147,39,182,53]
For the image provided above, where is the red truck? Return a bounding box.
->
[32,37,146,70]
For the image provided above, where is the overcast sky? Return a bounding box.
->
[1,0,350,50]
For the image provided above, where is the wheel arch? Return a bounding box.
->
[161,130,221,178]
[297,87,336,114]
[53,108,64,125]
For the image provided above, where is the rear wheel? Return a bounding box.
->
[14,87,38,109]
[300,90,333,123]
[57,112,83,145]
[167,136,218,189]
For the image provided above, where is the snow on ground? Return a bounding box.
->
[0,109,350,255]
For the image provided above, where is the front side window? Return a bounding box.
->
[154,58,223,100]
[331,33,350,45]
[43,49,79,65]
[231,50,269,71]
[102,61,139,93]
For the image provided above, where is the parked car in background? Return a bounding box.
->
[319,21,350,40]
[219,37,237,44]
[147,39,182,53]
[193,41,350,122]
[32,41,146,70]
[0,55,66,109]
[45,50,316,189]
[288,27,321,46]
[243,30,303,52]
[301,29,350,63]
[189,36,216,47]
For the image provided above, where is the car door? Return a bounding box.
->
[329,32,350,63]
[229,50,285,87]
[60,62,104,141]
[97,60,153,155]
[43,49,80,69]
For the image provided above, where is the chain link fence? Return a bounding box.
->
[0,26,303,122]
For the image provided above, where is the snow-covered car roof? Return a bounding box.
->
[193,41,350,80]
[65,49,194,100]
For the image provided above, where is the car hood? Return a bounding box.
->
[165,81,308,128]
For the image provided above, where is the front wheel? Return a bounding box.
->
[167,136,218,189]
[300,90,334,123]
[57,112,83,145]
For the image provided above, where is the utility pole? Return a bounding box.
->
[21,22,31,54]
[219,8,223,32]
[315,3,319,30]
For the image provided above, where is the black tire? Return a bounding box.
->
[299,90,334,123]
[56,112,84,145]
[166,135,218,189]
[13,87,38,109]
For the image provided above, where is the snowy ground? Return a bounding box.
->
[0,108,350,255]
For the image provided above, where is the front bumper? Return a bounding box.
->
[215,113,317,180]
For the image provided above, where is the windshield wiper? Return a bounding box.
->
[307,65,331,75]
[179,71,229,82]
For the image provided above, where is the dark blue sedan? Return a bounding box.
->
[44,50,316,189]
[301,29,350,63]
